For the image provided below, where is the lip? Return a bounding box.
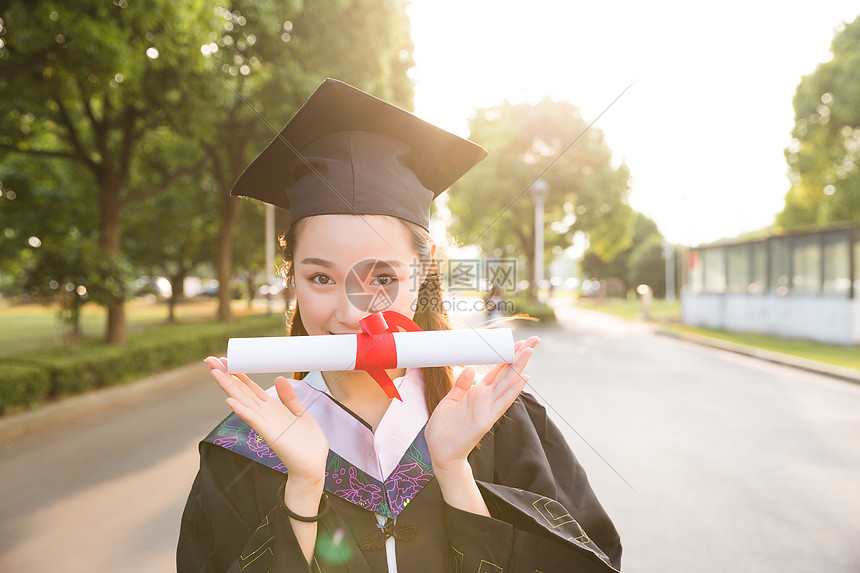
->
[329,331,360,335]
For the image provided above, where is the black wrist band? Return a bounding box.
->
[283,490,330,523]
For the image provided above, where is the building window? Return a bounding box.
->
[702,248,726,293]
[688,250,703,293]
[822,231,851,297]
[750,242,768,294]
[726,245,750,293]
[771,238,790,296]
[854,237,860,297]
[791,235,821,294]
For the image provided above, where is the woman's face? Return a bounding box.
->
[292,215,429,335]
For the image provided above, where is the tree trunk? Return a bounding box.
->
[100,177,127,344]
[70,296,82,339]
[516,227,537,303]
[216,142,248,323]
[167,268,187,323]
[217,195,242,322]
[246,270,256,310]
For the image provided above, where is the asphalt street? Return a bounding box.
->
[1,301,858,572]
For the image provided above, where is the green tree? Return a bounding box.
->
[581,211,664,296]
[450,98,634,300]
[779,15,860,228]
[0,0,212,343]
[0,153,127,337]
[19,235,131,339]
[196,0,414,322]
[232,199,267,308]
[628,234,666,298]
[123,141,219,322]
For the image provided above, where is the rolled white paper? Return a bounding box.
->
[227,328,515,374]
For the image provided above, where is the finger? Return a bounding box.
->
[446,366,476,403]
[494,346,534,387]
[274,377,306,416]
[206,356,268,401]
[481,338,537,386]
[205,356,227,372]
[480,362,507,386]
[492,374,529,411]
[207,358,268,404]
[234,372,270,402]
[210,368,262,408]
[513,337,540,350]
[224,396,264,430]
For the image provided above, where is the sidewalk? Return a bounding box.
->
[552,298,860,385]
[655,326,860,385]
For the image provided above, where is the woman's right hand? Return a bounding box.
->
[205,357,329,484]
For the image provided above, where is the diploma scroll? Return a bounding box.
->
[227,328,515,375]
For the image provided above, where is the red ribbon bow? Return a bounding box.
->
[355,310,422,401]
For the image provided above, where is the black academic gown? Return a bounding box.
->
[177,391,622,572]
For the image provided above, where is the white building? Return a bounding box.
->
[681,224,860,345]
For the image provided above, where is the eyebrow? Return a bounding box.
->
[299,257,335,268]
[298,257,406,269]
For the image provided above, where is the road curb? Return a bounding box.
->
[0,361,209,446]
[656,327,860,385]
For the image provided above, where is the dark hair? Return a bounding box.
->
[279,216,454,411]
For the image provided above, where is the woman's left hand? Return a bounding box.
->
[425,336,540,473]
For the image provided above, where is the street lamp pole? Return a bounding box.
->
[663,239,675,302]
[531,179,549,301]
[265,204,275,313]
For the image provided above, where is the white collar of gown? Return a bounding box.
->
[267,368,429,482]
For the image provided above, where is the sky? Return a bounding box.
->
[405,1,860,247]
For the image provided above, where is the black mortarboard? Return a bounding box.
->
[230,79,487,230]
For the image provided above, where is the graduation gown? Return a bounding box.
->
[177,369,622,572]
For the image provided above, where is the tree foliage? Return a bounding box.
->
[123,138,219,321]
[0,0,415,336]
[0,153,132,336]
[449,98,634,298]
[0,0,213,342]
[581,211,666,296]
[779,15,860,228]
[193,0,414,321]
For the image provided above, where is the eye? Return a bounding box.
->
[371,274,398,287]
[309,273,334,286]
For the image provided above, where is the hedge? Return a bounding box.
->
[0,313,288,415]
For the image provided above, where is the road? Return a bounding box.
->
[1,301,858,572]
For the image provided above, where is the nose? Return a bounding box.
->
[333,290,365,332]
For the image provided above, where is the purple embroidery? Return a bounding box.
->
[246,429,280,459]
[385,461,434,515]
[334,467,384,510]
[326,467,347,485]
[205,413,435,519]
[213,436,239,449]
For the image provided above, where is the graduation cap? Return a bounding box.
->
[230,79,488,231]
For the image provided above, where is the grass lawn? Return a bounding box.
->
[575,296,859,372]
[663,324,860,371]
[576,296,682,322]
[0,297,287,358]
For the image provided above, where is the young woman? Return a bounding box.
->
[177,79,621,572]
